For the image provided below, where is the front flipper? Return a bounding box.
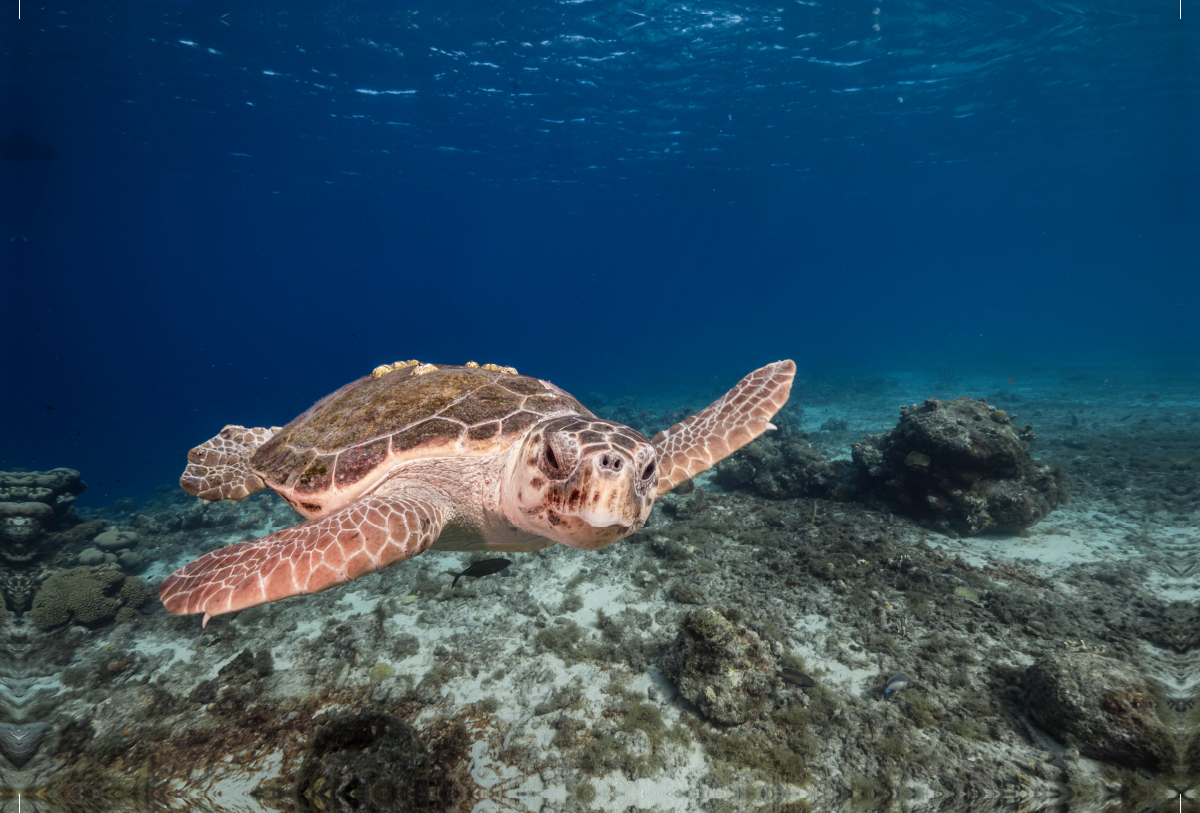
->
[159,489,446,626]
[652,360,795,495]
[181,425,282,503]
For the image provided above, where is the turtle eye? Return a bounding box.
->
[544,444,561,473]
[642,460,656,481]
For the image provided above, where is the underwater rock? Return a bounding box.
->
[94,528,139,551]
[77,548,105,566]
[0,468,87,561]
[117,550,145,571]
[660,607,775,726]
[1023,650,1174,771]
[0,722,51,768]
[852,397,1066,534]
[294,712,431,813]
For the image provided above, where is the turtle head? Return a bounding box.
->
[505,416,658,550]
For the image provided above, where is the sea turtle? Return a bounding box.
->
[159,359,795,626]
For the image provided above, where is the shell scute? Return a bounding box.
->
[438,383,520,425]
[392,418,467,454]
[335,438,390,489]
[500,410,542,436]
[294,454,335,495]
[498,376,548,396]
[467,423,501,442]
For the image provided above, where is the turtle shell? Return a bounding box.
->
[251,365,590,504]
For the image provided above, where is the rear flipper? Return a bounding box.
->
[158,490,447,626]
[181,425,282,503]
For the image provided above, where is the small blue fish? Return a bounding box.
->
[884,672,909,699]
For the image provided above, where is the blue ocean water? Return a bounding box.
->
[3,0,1195,505]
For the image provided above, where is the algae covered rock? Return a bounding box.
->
[852,396,1067,534]
[295,712,430,813]
[1023,650,1175,771]
[30,566,148,630]
[660,607,775,725]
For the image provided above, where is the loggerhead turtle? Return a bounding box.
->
[159,359,795,626]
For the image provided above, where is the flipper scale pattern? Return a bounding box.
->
[652,360,795,495]
[158,491,446,625]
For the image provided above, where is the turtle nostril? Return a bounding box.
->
[598,453,623,473]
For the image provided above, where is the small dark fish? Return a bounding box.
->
[1119,414,1132,422]
[885,672,909,699]
[350,332,357,338]
[451,558,511,588]
[45,405,55,410]
[776,668,816,687]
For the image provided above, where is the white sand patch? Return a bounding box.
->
[131,636,195,667]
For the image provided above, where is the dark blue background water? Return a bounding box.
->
[3,1,1196,504]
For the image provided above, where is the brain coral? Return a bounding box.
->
[30,566,148,630]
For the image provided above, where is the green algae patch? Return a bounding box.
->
[369,662,396,682]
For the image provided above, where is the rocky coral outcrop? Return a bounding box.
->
[0,468,86,561]
[77,528,145,571]
[94,529,138,551]
[852,397,1067,534]
[715,433,852,500]
[660,607,775,726]
[295,712,431,813]
[29,565,148,630]
[1023,650,1175,771]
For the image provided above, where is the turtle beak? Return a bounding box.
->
[546,456,652,550]
[547,509,632,550]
